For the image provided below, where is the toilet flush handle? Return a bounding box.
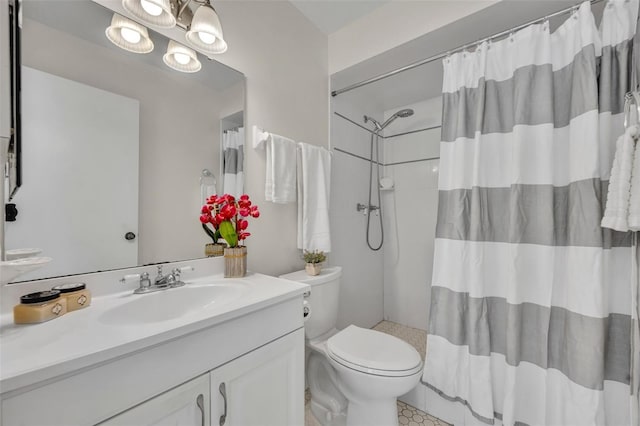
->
[303,300,311,322]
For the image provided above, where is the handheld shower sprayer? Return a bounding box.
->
[360,108,415,251]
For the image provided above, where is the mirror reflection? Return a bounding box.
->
[4,0,245,282]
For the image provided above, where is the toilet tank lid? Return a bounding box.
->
[279,266,342,285]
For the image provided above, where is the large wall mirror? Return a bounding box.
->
[4,0,245,282]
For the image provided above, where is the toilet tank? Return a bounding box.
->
[279,266,342,340]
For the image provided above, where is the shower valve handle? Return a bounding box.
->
[356,203,369,215]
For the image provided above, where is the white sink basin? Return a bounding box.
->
[99,283,247,325]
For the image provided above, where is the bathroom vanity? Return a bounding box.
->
[0,264,308,426]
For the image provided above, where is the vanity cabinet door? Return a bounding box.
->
[210,328,304,426]
[99,373,210,426]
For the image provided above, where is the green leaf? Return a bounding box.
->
[219,220,238,247]
[202,223,218,243]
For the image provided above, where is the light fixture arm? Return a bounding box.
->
[170,0,213,30]
[175,0,212,22]
[176,0,193,21]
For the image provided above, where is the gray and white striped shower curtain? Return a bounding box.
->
[222,127,245,197]
[424,1,639,425]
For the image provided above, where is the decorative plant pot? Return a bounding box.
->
[224,246,247,278]
[305,263,322,276]
[205,242,226,257]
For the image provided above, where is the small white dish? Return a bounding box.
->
[5,248,43,261]
[1,256,52,284]
[379,176,395,191]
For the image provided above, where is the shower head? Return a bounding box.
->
[379,108,414,130]
[396,109,414,118]
[364,108,414,132]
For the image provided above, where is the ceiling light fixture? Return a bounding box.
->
[185,0,227,54]
[122,0,176,29]
[105,14,154,54]
[163,40,202,73]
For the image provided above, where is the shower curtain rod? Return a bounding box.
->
[331,0,606,97]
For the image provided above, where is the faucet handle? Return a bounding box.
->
[120,273,141,284]
[121,272,152,294]
[171,265,194,285]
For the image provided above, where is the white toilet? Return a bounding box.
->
[280,266,423,426]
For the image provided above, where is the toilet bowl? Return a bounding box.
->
[279,267,423,426]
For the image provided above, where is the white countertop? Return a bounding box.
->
[0,272,308,394]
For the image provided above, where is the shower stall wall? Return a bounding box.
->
[330,96,385,330]
[330,95,442,332]
[381,96,441,331]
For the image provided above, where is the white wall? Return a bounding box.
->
[382,97,441,331]
[328,0,498,74]
[330,97,385,329]
[211,1,329,277]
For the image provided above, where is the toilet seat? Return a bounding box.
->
[326,325,423,377]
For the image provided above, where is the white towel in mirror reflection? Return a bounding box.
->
[200,169,217,205]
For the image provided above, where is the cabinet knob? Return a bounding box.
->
[124,232,136,241]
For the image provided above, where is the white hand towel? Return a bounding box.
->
[265,134,297,204]
[602,125,638,231]
[628,130,640,230]
[297,143,331,253]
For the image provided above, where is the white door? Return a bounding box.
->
[210,329,305,426]
[5,66,139,280]
[99,374,210,426]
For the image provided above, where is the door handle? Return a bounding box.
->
[196,393,205,426]
[219,382,227,426]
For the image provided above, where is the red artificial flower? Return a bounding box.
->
[220,204,237,219]
[199,193,259,247]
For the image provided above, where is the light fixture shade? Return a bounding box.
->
[163,40,202,73]
[185,4,227,54]
[122,0,176,29]
[105,14,154,54]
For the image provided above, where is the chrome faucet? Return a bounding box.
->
[121,265,194,294]
[154,265,177,287]
[155,265,194,288]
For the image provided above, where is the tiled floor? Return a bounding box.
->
[305,391,449,426]
[304,321,450,426]
[372,320,427,361]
